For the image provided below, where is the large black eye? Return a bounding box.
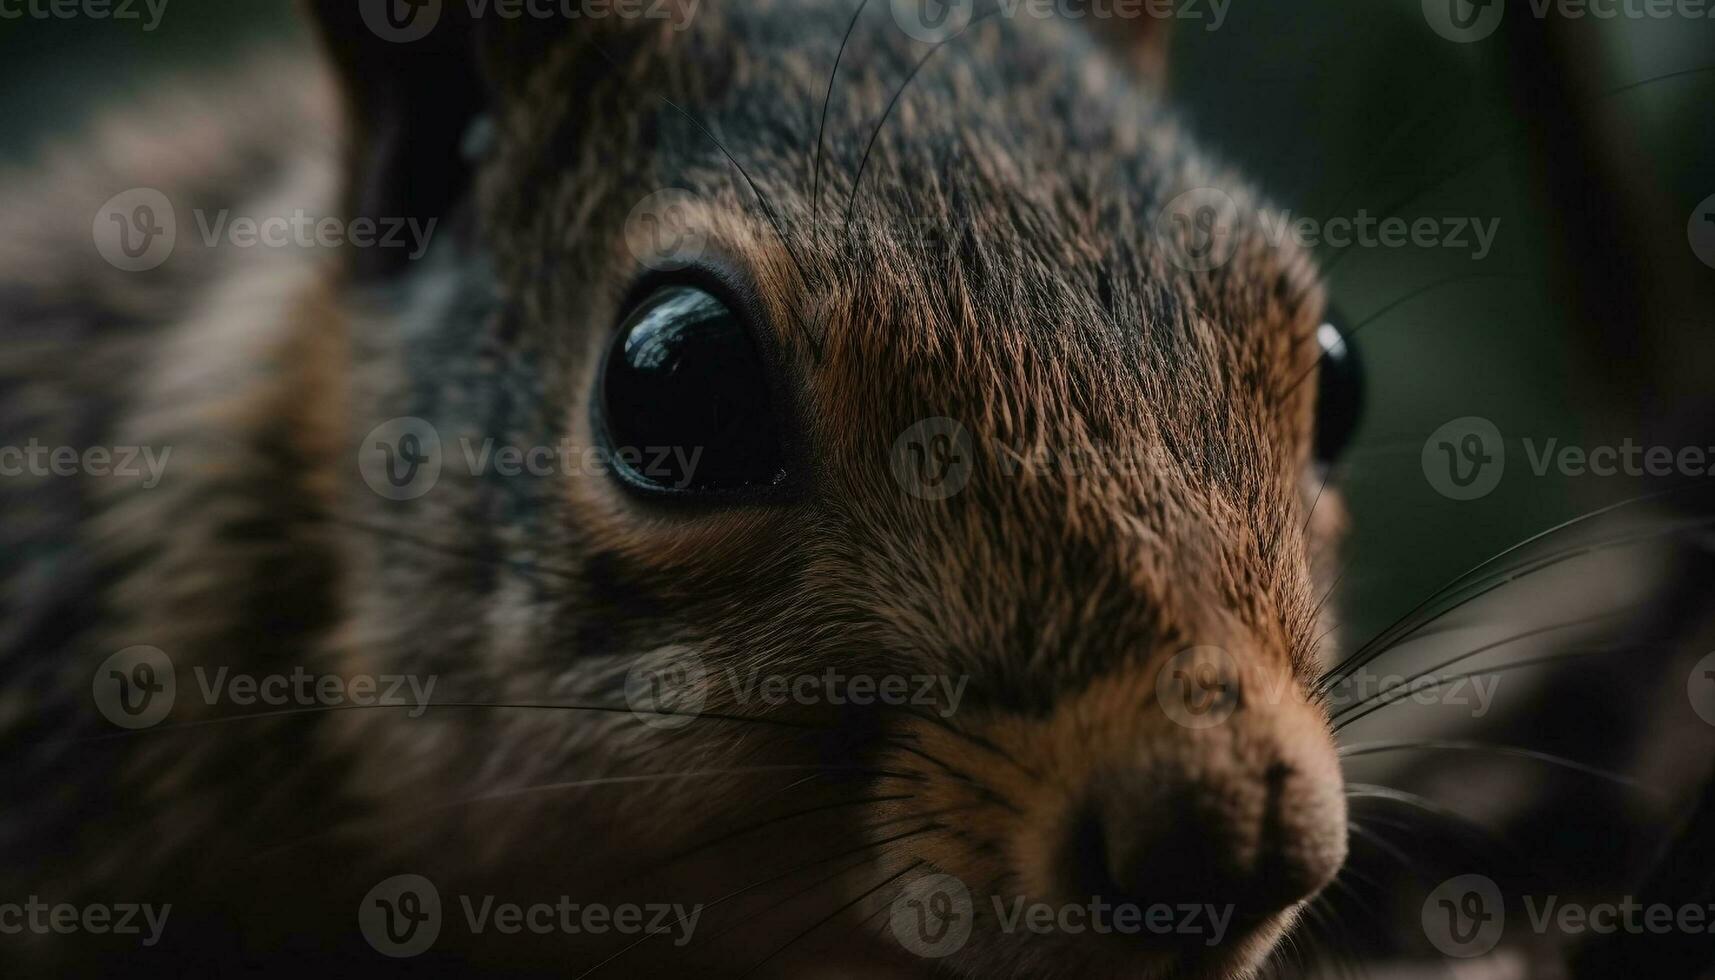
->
[598,284,785,493]
[1314,312,1363,465]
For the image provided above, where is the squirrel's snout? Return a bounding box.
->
[1067,747,1347,940]
[878,655,1347,970]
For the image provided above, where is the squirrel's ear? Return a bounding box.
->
[1090,16,1173,87]
[303,0,490,276]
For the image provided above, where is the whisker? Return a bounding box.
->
[1269,917,1309,980]
[1283,273,1530,401]
[1309,549,1355,629]
[1287,901,1330,976]
[636,792,912,882]
[825,890,900,962]
[1345,821,1440,886]
[841,8,1003,238]
[873,701,1043,780]
[572,821,941,978]
[1318,65,1715,277]
[316,512,582,583]
[1569,758,1715,978]
[1325,611,1615,716]
[1303,70,1477,224]
[1295,898,1359,980]
[811,0,871,249]
[736,858,926,977]
[1332,647,1617,732]
[75,698,825,744]
[243,768,898,870]
[611,701,866,769]
[1321,871,1392,937]
[1316,504,1714,695]
[685,850,880,959]
[446,764,874,807]
[1344,782,1516,862]
[657,96,825,356]
[680,810,988,962]
[1322,524,1705,698]
[879,739,1023,816]
[1338,739,1658,798]
[1301,461,1337,540]
[579,36,823,356]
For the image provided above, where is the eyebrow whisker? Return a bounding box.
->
[842,9,1003,246]
[811,0,871,252]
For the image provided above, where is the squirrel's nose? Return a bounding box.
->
[1066,751,1346,944]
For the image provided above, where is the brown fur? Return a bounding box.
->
[1,3,1345,976]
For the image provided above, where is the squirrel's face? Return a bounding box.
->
[324,1,1354,975]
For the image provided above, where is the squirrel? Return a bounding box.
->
[0,1,1366,976]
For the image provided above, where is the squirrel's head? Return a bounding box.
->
[312,1,1357,975]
